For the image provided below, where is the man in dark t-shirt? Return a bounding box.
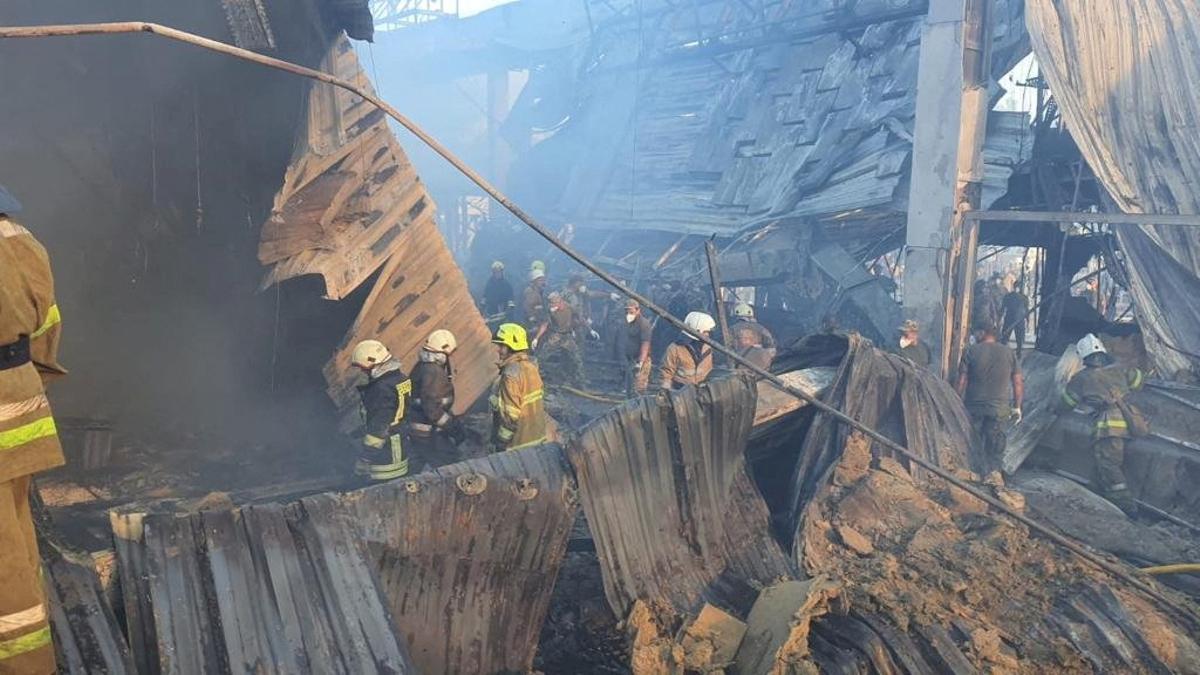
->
[896,319,932,369]
[621,299,653,395]
[956,323,1024,473]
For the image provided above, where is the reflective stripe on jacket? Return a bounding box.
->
[490,352,546,450]
[410,359,455,430]
[1062,365,1145,439]
[0,217,65,484]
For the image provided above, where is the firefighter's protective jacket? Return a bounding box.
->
[490,351,546,450]
[1062,364,1145,438]
[660,339,713,389]
[0,216,64,673]
[410,357,455,433]
[358,360,411,449]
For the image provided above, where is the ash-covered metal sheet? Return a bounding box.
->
[1027,0,1200,377]
[334,444,578,675]
[568,376,796,617]
[110,501,414,675]
[44,539,136,675]
[775,333,978,549]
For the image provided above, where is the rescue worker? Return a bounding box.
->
[408,329,465,459]
[1000,285,1030,353]
[523,268,548,329]
[1060,334,1145,514]
[956,322,1023,473]
[734,325,773,372]
[563,274,601,341]
[350,340,411,481]
[897,319,932,368]
[729,302,776,354]
[620,299,653,395]
[0,188,66,674]
[490,323,547,451]
[661,312,716,390]
[482,261,514,318]
[972,278,1002,334]
[533,292,582,386]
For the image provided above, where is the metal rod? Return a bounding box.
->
[967,209,1200,227]
[1,21,1193,624]
[705,239,731,359]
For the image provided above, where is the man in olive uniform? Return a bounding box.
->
[533,292,583,386]
[1060,334,1145,514]
[408,329,465,461]
[897,319,932,369]
[490,323,547,451]
[956,322,1024,473]
[0,188,65,673]
[350,340,411,480]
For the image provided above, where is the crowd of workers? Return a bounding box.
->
[0,187,1154,673]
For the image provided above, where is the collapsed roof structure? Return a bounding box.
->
[9,0,1200,672]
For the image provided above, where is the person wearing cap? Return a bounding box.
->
[533,291,582,386]
[563,274,601,341]
[896,319,932,369]
[1059,334,1146,514]
[620,299,653,395]
[489,323,547,451]
[956,321,1023,474]
[660,312,716,390]
[0,186,66,673]
[522,268,548,328]
[482,261,514,318]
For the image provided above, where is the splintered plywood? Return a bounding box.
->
[324,214,495,431]
[259,35,433,301]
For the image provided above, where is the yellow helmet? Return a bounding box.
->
[492,323,529,351]
[351,339,392,368]
[424,329,458,354]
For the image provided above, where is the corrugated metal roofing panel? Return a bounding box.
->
[568,376,797,617]
[112,501,415,674]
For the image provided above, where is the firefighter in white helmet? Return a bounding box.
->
[730,301,776,352]
[660,312,716,390]
[1059,334,1146,514]
[409,329,466,459]
[522,268,548,329]
[350,339,411,481]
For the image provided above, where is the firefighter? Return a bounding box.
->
[523,268,548,329]
[350,340,411,481]
[734,324,773,372]
[408,329,466,459]
[481,261,514,318]
[0,189,65,674]
[533,292,583,386]
[490,323,547,451]
[660,312,716,390]
[1060,334,1146,514]
[729,302,776,354]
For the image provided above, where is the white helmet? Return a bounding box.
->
[733,302,754,319]
[351,339,391,368]
[424,329,457,354]
[684,311,717,336]
[529,268,546,282]
[1075,333,1107,359]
